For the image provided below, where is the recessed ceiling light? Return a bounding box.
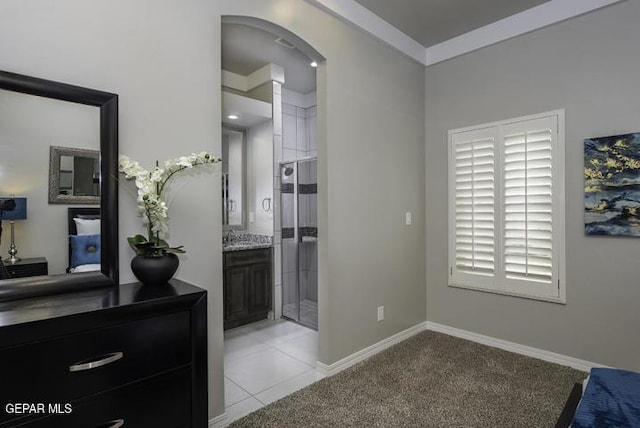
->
[228,114,239,120]
[310,61,318,68]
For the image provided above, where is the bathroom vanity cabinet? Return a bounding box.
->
[0,280,207,428]
[223,248,272,330]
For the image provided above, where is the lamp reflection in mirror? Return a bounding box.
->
[0,197,27,264]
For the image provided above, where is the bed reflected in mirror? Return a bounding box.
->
[67,207,101,274]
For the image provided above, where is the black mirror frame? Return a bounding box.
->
[0,70,119,301]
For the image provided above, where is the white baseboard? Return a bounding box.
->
[209,412,228,428]
[316,322,427,377]
[426,321,606,372]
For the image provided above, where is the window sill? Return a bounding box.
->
[448,282,567,305]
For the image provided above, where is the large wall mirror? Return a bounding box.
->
[0,70,118,302]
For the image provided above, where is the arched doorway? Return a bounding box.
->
[220,15,326,423]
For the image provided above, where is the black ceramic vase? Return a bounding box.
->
[131,253,179,286]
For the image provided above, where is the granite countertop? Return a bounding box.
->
[223,233,273,252]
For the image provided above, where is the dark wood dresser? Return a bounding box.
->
[0,279,207,428]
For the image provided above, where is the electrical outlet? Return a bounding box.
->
[405,212,412,226]
[377,306,384,322]
[249,211,255,222]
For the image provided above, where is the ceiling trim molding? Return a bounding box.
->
[303,0,427,65]
[425,0,624,65]
[304,0,624,67]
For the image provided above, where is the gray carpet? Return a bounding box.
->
[230,330,585,427]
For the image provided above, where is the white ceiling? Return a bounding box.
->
[354,0,550,47]
[221,91,272,128]
[221,23,317,94]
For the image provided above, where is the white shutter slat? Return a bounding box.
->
[505,214,552,224]
[502,119,554,284]
[456,212,493,221]
[505,195,552,206]
[505,229,552,240]
[452,130,496,275]
[457,236,493,245]
[505,205,551,214]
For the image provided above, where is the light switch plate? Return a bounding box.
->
[377,306,384,322]
[249,212,255,222]
[405,212,412,225]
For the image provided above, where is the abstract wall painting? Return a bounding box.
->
[585,132,640,236]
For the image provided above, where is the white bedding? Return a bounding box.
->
[69,264,101,273]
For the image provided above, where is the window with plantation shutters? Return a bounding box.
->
[448,111,565,303]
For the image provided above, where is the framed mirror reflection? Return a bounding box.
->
[0,70,118,301]
[49,146,100,204]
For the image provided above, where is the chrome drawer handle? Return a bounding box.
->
[69,352,123,372]
[98,419,124,428]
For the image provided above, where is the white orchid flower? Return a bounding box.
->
[150,168,164,183]
[176,156,193,168]
[118,152,220,252]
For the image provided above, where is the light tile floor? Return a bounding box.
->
[282,299,318,330]
[223,319,324,425]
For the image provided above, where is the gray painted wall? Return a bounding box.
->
[1,0,426,418]
[425,0,640,371]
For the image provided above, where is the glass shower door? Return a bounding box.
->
[297,159,318,329]
[281,161,299,323]
[280,158,318,330]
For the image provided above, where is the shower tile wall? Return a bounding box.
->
[274,95,317,320]
[282,103,317,160]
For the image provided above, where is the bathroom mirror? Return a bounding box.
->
[222,126,246,230]
[0,70,118,302]
[49,146,100,204]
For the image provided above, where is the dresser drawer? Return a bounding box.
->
[0,311,190,422]
[13,367,191,428]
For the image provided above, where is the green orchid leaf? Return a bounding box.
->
[127,234,186,257]
[127,235,149,255]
